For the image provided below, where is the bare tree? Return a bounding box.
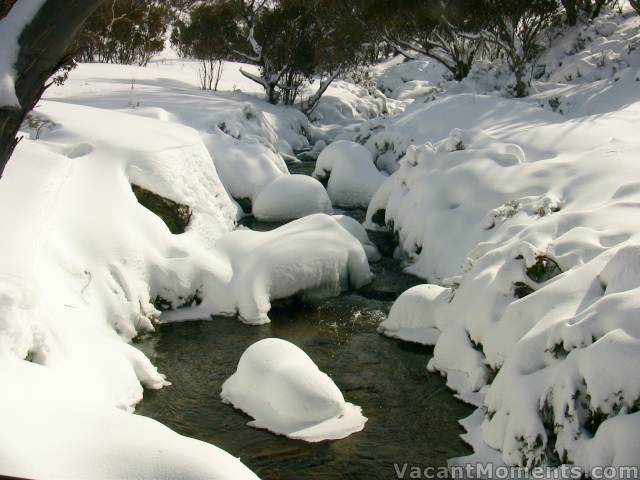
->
[0,0,105,177]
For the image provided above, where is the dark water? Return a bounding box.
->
[137,157,473,478]
[136,273,473,480]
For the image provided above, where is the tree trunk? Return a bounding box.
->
[0,0,105,178]
[562,0,578,25]
[632,0,640,15]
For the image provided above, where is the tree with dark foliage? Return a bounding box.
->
[74,0,172,66]
[176,0,367,110]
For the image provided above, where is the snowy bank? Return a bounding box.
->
[221,338,367,442]
[372,106,640,467]
[371,7,640,468]
[0,99,259,477]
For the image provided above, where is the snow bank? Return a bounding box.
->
[252,175,332,221]
[0,99,264,477]
[44,62,319,208]
[371,35,640,465]
[1,393,259,480]
[221,338,366,442]
[0,0,46,107]
[314,140,385,208]
[211,214,372,324]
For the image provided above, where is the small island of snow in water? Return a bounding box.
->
[221,338,367,442]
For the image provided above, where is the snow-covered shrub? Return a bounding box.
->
[202,102,289,207]
[309,80,389,127]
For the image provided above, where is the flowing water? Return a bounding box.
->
[136,158,474,479]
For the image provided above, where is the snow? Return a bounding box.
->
[0,57,374,476]
[309,80,389,127]
[0,0,46,107]
[210,214,372,324]
[2,3,640,475]
[370,6,640,470]
[314,140,386,208]
[43,61,314,208]
[1,394,260,480]
[221,338,367,442]
[332,214,381,262]
[377,284,446,345]
[0,102,258,477]
[252,174,333,221]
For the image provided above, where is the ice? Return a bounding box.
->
[221,338,367,442]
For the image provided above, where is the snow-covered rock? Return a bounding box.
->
[378,284,447,345]
[252,175,333,221]
[314,140,385,209]
[332,215,381,262]
[221,338,367,442]
[210,214,372,324]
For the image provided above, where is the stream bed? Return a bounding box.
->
[136,158,474,479]
[137,262,473,480]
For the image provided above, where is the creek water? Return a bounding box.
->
[136,159,474,479]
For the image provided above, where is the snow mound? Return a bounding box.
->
[212,214,372,324]
[378,284,447,345]
[1,395,258,480]
[221,338,367,442]
[314,140,385,208]
[253,175,333,221]
[373,56,448,100]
